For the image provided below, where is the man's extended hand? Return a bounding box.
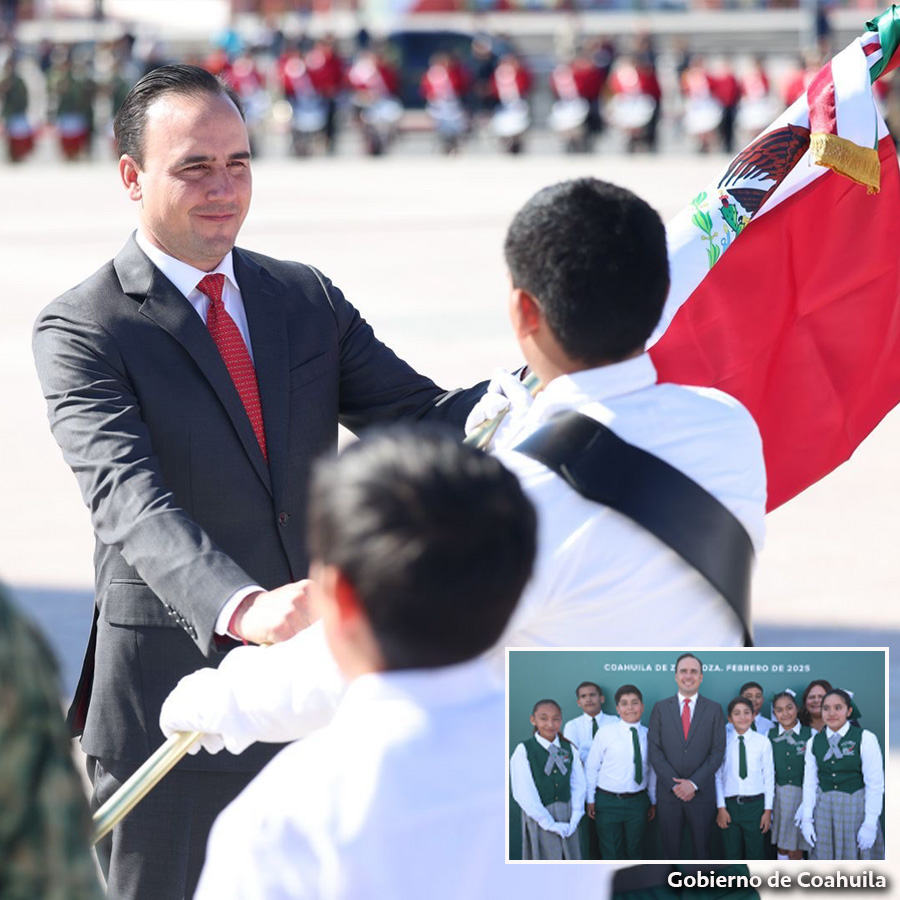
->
[672,778,696,802]
[230,580,315,644]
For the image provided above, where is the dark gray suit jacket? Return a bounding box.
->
[647,694,726,801]
[33,236,483,770]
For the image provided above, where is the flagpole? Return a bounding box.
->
[92,731,203,843]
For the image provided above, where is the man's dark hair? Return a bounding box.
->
[575,681,603,697]
[727,696,754,717]
[676,652,703,671]
[503,178,669,366]
[615,684,643,704]
[308,425,537,670]
[114,64,244,165]
[740,681,764,694]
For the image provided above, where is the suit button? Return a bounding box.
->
[278,512,290,526]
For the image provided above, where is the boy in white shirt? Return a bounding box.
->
[191,427,603,899]
[563,680,617,858]
[716,697,775,859]
[585,685,657,860]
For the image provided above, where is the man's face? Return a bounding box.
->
[675,656,703,697]
[122,91,251,271]
[742,686,764,716]
[616,693,644,724]
[576,685,603,717]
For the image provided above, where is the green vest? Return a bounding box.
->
[524,735,575,806]
[769,724,811,787]
[812,725,865,794]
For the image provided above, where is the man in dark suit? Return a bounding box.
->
[647,652,726,859]
[32,65,483,900]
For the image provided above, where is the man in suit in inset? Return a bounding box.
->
[647,652,726,859]
[32,64,482,900]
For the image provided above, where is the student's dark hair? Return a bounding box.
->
[822,689,853,709]
[503,178,669,366]
[575,681,603,697]
[772,691,798,709]
[532,698,562,716]
[615,684,643,704]
[798,678,833,726]
[307,425,537,670]
[740,681,764,694]
[114,64,244,164]
[675,652,702,671]
[727,697,754,717]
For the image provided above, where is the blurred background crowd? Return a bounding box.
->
[2,0,900,161]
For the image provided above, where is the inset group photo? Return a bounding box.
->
[508,648,887,863]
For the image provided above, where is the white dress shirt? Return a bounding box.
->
[510,733,586,832]
[678,693,697,726]
[801,722,885,823]
[491,355,766,657]
[563,711,619,765]
[715,727,775,808]
[194,659,610,900]
[135,231,262,635]
[585,718,657,803]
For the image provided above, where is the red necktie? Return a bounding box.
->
[197,273,267,461]
[682,698,691,740]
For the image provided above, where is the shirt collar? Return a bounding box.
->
[826,721,851,739]
[678,692,697,706]
[535,733,561,750]
[778,722,801,735]
[135,230,237,300]
[532,354,657,418]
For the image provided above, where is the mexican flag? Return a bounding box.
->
[648,7,900,512]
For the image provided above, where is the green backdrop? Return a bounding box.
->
[508,648,887,860]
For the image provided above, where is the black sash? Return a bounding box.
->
[515,411,754,646]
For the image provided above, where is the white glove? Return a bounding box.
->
[159,667,237,755]
[793,807,804,828]
[857,820,878,851]
[565,820,580,838]
[800,818,817,847]
[464,367,535,449]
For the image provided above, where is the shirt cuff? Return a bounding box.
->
[215,585,264,637]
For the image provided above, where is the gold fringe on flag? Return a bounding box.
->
[809,132,881,194]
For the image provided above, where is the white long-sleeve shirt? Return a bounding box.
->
[194,659,610,900]
[715,727,775,808]
[585,718,657,804]
[492,355,766,655]
[563,711,618,766]
[801,723,884,824]
[509,734,586,832]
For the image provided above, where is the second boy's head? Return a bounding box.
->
[307,426,537,677]
[575,681,604,717]
[727,697,755,734]
[615,685,644,724]
[739,681,765,716]
[503,178,669,382]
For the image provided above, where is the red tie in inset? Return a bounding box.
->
[682,698,691,740]
[197,273,267,461]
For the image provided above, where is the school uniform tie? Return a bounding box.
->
[198,273,267,461]
[750,720,757,732]
[630,726,642,784]
[682,699,691,740]
[738,735,748,779]
[823,732,844,761]
[592,716,599,737]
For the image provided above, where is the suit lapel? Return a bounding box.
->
[115,237,272,494]
[234,250,290,506]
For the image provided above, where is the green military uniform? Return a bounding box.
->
[0,586,104,900]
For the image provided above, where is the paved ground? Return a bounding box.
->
[1,151,896,885]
